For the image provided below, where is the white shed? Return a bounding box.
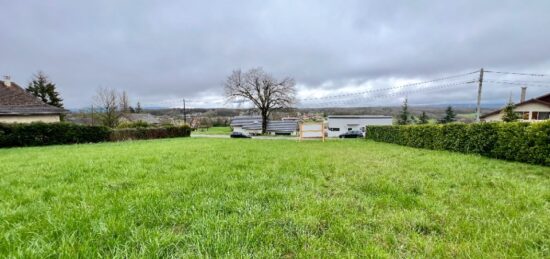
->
[327,115,393,138]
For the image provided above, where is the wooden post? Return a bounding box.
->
[183,98,187,124]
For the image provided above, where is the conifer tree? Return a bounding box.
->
[418,111,429,124]
[26,71,64,108]
[136,102,143,113]
[501,98,520,122]
[440,106,456,124]
[397,98,411,125]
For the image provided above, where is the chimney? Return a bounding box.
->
[520,87,527,103]
[3,75,11,87]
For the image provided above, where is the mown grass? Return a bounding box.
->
[0,138,548,257]
[192,126,232,135]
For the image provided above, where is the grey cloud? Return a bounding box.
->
[1,0,549,108]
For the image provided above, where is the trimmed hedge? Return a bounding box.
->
[0,122,110,147]
[0,123,191,148]
[110,126,191,141]
[366,121,550,166]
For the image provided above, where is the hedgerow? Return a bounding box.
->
[110,125,191,141]
[0,122,110,147]
[366,121,550,165]
[0,123,191,148]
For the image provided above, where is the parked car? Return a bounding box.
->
[339,131,364,138]
[230,132,252,138]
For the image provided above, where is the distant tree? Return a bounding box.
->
[119,90,130,113]
[501,98,520,122]
[418,111,429,124]
[199,117,213,129]
[94,87,120,128]
[440,106,456,124]
[129,106,136,113]
[224,68,296,134]
[26,71,64,108]
[136,102,143,113]
[397,98,411,125]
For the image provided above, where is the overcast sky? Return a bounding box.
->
[1,0,549,109]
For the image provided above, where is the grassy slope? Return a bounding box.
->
[0,139,548,257]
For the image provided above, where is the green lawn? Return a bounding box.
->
[0,138,548,257]
[192,126,232,135]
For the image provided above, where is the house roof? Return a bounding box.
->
[267,120,298,133]
[480,92,550,119]
[122,113,161,124]
[230,116,262,127]
[0,80,66,115]
[230,116,298,133]
[328,115,392,119]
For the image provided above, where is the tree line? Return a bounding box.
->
[397,98,457,125]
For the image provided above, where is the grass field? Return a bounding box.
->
[192,126,232,135]
[0,138,549,257]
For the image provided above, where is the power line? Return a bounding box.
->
[299,80,477,107]
[299,71,479,101]
[484,70,549,77]
[485,79,550,84]
[483,80,550,88]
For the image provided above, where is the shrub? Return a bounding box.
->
[110,125,191,141]
[0,122,110,147]
[117,121,150,129]
[366,121,550,166]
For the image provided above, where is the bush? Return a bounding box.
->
[117,121,150,129]
[366,121,550,166]
[110,125,191,141]
[0,122,110,147]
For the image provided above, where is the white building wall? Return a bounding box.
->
[482,102,550,122]
[0,115,61,124]
[327,117,392,137]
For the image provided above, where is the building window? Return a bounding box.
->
[532,112,550,120]
[348,128,352,131]
[328,128,340,131]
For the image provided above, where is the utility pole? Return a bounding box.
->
[91,104,95,126]
[475,68,484,122]
[182,98,187,124]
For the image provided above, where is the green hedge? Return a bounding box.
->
[0,122,111,147]
[110,126,191,141]
[0,123,191,148]
[366,121,550,166]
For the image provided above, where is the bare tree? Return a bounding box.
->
[94,87,121,128]
[119,90,130,114]
[224,68,296,134]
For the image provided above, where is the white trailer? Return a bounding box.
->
[327,115,393,138]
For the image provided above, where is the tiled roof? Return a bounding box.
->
[0,80,65,115]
